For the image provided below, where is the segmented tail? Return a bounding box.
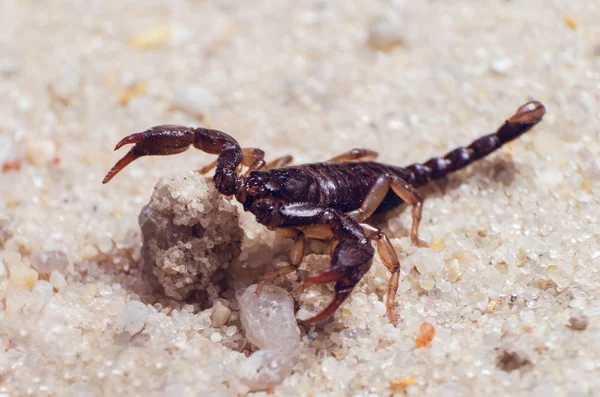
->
[404,101,545,187]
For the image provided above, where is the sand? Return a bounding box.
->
[1,0,600,396]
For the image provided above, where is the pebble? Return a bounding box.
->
[115,301,148,335]
[237,284,300,352]
[210,301,231,328]
[171,85,221,119]
[129,25,171,50]
[49,271,67,291]
[366,16,405,52]
[9,266,39,291]
[5,286,31,317]
[238,349,295,391]
[490,58,513,74]
[31,281,54,312]
[25,138,57,166]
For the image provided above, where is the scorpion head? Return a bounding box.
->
[237,172,281,210]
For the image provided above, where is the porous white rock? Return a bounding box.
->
[237,284,300,352]
[139,172,243,302]
[115,300,148,335]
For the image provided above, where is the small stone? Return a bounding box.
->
[564,17,578,30]
[5,286,32,317]
[496,350,533,372]
[567,316,588,331]
[31,280,54,312]
[25,138,57,166]
[430,238,445,252]
[209,332,223,343]
[115,300,148,335]
[237,284,300,352]
[0,260,6,280]
[9,266,39,291]
[367,15,405,52]
[238,349,295,391]
[419,275,435,291]
[373,301,387,316]
[171,85,221,119]
[546,265,571,288]
[129,25,171,50]
[49,271,67,291]
[96,236,113,254]
[118,83,148,106]
[210,301,231,328]
[436,279,452,293]
[30,250,69,275]
[415,322,435,348]
[485,300,498,313]
[490,58,513,75]
[82,283,98,299]
[569,298,587,310]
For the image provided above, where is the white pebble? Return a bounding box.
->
[172,85,220,118]
[569,298,587,310]
[49,271,67,291]
[25,138,57,166]
[115,300,148,335]
[536,169,564,187]
[373,300,387,316]
[209,332,223,343]
[436,279,452,293]
[238,349,295,391]
[367,16,404,52]
[5,287,32,317]
[31,280,54,312]
[210,301,231,328]
[237,284,300,352]
[490,58,513,74]
[96,236,113,254]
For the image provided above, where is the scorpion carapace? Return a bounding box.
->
[103,101,546,326]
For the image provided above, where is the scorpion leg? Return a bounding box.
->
[361,223,401,326]
[326,148,378,163]
[347,174,429,248]
[264,155,294,170]
[256,230,305,295]
[250,200,375,324]
[199,148,266,176]
[242,148,266,175]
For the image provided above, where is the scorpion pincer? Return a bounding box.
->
[103,101,546,326]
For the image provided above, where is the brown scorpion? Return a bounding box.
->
[103,101,545,326]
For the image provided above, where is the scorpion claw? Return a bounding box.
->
[103,126,196,184]
[113,132,146,150]
[102,150,141,184]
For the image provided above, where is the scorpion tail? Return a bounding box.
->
[404,101,546,187]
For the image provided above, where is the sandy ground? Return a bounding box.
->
[1,0,600,396]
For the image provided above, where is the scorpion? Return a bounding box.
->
[103,101,545,326]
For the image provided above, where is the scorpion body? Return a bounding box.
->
[103,101,545,325]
